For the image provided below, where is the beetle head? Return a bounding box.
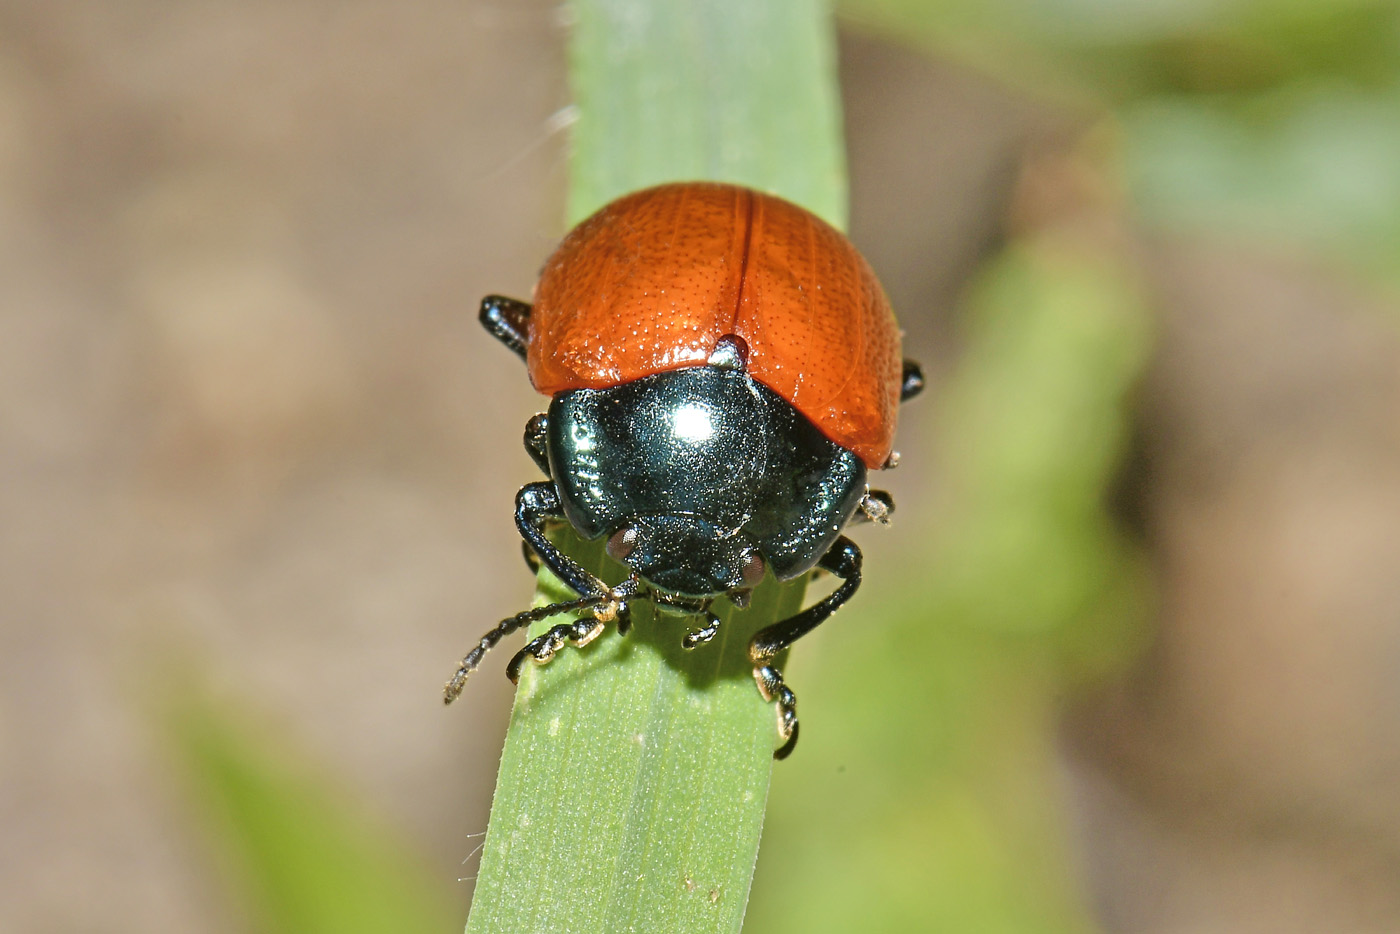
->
[606,515,766,598]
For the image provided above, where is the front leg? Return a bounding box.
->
[516,415,554,573]
[443,481,632,701]
[514,482,606,599]
[509,481,644,671]
[444,592,613,701]
[748,537,862,759]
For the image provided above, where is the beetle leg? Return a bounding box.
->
[506,613,608,683]
[516,481,608,599]
[443,592,611,702]
[444,481,639,697]
[900,359,925,402]
[501,573,641,682]
[852,488,894,525]
[682,609,722,649]
[479,295,532,361]
[613,590,636,636]
[523,412,551,476]
[650,592,722,649]
[748,536,862,759]
[754,665,799,759]
[518,482,643,630]
[520,540,542,575]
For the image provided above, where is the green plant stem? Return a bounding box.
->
[464,1,846,932]
[569,0,846,228]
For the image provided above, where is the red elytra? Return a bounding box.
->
[526,182,903,468]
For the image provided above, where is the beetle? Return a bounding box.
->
[444,181,922,758]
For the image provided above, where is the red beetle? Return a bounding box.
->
[446,182,922,758]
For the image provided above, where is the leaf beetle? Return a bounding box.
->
[445,182,922,758]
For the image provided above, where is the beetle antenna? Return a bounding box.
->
[444,593,610,703]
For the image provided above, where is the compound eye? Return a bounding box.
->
[606,526,639,562]
[739,551,766,589]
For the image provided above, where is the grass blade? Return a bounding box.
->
[464,1,846,932]
[568,0,845,227]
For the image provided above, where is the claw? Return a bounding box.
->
[682,612,721,649]
[774,722,799,760]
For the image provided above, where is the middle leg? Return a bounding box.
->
[748,536,862,759]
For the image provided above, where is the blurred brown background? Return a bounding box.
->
[3,2,1399,932]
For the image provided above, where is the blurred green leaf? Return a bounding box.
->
[932,239,1153,649]
[167,693,456,934]
[839,0,1400,100]
[747,233,1153,932]
[1122,87,1400,275]
[839,0,1400,283]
